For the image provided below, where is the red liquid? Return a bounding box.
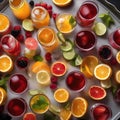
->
[91,104,112,120]
[75,30,96,51]
[113,29,120,46]
[76,2,98,26]
[1,35,21,56]
[66,71,86,91]
[9,74,28,94]
[7,98,27,116]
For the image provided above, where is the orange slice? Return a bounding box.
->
[115,70,120,84]
[94,64,112,80]
[116,51,120,64]
[52,0,72,7]
[0,55,13,72]
[54,88,69,103]
[71,97,88,118]
[0,87,7,105]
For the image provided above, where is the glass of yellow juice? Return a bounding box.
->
[37,27,60,52]
[31,6,50,29]
[0,13,12,37]
[29,94,50,114]
[9,0,31,20]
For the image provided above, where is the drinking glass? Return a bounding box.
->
[29,94,50,114]
[8,73,28,95]
[1,34,21,56]
[6,98,27,117]
[0,13,12,37]
[9,0,31,20]
[66,71,86,92]
[37,27,60,52]
[76,1,99,26]
[31,6,50,29]
[109,28,120,49]
[75,30,96,52]
[90,103,112,120]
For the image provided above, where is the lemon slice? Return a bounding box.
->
[36,70,51,86]
[94,22,107,36]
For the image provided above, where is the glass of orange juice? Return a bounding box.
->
[9,0,31,20]
[0,13,12,37]
[37,27,60,52]
[31,6,50,29]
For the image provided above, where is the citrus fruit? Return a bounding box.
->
[60,108,72,120]
[71,97,88,118]
[93,22,107,36]
[94,64,112,80]
[49,104,60,115]
[0,87,7,105]
[100,79,112,89]
[116,51,120,64]
[54,88,69,103]
[36,70,51,86]
[52,0,72,7]
[115,70,120,84]
[88,85,107,100]
[23,112,36,120]
[80,55,98,78]
[51,61,67,76]
[0,55,13,72]
[31,61,50,74]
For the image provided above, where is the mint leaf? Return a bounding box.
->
[33,55,43,61]
[69,16,76,28]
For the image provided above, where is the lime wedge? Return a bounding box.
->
[49,104,60,115]
[75,55,82,66]
[100,79,112,89]
[29,89,44,96]
[93,22,107,36]
[69,16,76,28]
[22,19,34,31]
[60,40,73,52]
[63,49,76,60]
[57,32,66,44]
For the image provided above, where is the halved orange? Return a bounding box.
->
[115,70,120,84]
[54,88,69,103]
[116,51,120,64]
[0,55,13,72]
[52,0,72,7]
[71,97,88,118]
[0,87,7,105]
[94,64,112,80]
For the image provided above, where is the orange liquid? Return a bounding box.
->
[31,7,50,29]
[9,0,31,20]
[37,27,60,52]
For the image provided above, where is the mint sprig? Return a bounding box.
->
[33,55,43,61]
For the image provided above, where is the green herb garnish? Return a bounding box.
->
[33,55,43,61]
[32,96,49,110]
[69,16,77,28]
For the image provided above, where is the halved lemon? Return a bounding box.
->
[115,70,120,84]
[0,87,7,105]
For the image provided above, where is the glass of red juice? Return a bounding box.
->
[75,30,96,52]
[109,28,120,49]
[8,73,28,95]
[6,98,27,117]
[90,103,112,120]
[66,71,86,92]
[1,34,21,56]
[76,1,99,26]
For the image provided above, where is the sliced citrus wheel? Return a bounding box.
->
[36,70,51,86]
[60,108,72,120]
[71,97,88,118]
[115,70,120,84]
[49,104,60,115]
[116,51,120,64]
[0,87,7,105]
[94,64,112,80]
[0,55,13,72]
[88,85,106,100]
[100,79,112,89]
[52,0,72,7]
[23,112,36,120]
[54,88,69,103]
[31,61,50,74]
[51,61,67,76]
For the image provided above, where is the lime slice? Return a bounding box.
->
[60,40,73,52]
[49,104,60,115]
[94,22,107,36]
[100,79,112,89]
[29,89,40,96]
[22,19,34,31]
[69,16,76,28]
[57,32,66,44]
[75,55,82,66]
[63,49,76,60]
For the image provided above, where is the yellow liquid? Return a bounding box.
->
[31,7,50,29]
[37,27,60,52]
[9,0,31,20]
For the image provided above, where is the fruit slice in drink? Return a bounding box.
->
[23,112,36,120]
[0,87,7,105]
[116,51,120,64]
[115,70,120,84]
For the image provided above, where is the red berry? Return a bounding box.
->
[48,10,52,17]
[51,76,58,83]
[13,25,21,32]
[16,34,24,42]
[40,2,47,9]
[45,52,52,62]
[50,83,57,90]
[47,5,52,10]
[34,3,41,6]
[52,13,58,21]
[25,31,32,38]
